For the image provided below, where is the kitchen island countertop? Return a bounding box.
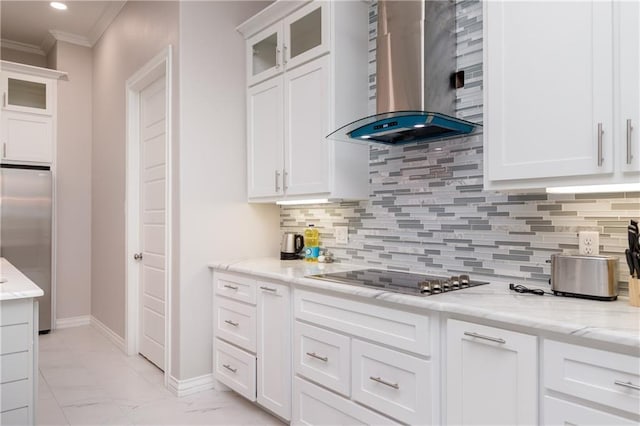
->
[0,257,44,301]
[210,257,640,353]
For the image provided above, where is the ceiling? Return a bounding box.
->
[1,1,126,54]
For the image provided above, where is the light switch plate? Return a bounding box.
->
[335,226,348,244]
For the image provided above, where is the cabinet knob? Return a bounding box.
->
[133,253,143,261]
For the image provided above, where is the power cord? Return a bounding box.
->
[509,283,552,296]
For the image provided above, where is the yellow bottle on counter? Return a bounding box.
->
[304,224,319,262]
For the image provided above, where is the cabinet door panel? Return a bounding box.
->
[247,78,284,199]
[1,111,53,164]
[247,23,283,87]
[619,1,640,174]
[284,56,330,196]
[446,319,537,425]
[485,1,613,182]
[284,1,330,71]
[257,281,291,420]
[2,72,53,115]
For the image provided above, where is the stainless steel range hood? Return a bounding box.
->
[327,0,478,146]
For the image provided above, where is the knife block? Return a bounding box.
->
[629,277,640,307]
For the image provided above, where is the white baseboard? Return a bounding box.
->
[55,315,91,329]
[168,374,215,397]
[90,315,125,352]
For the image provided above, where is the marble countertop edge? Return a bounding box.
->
[209,258,640,351]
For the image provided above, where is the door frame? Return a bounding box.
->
[124,46,173,384]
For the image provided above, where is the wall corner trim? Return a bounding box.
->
[90,315,126,352]
[167,374,215,397]
[55,315,91,329]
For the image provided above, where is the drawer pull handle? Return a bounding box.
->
[614,380,640,391]
[223,284,238,290]
[369,376,399,390]
[464,331,506,344]
[224,319,239,327]
[260,286,277,292]
[306,352,328,362]
[222,364,237,373]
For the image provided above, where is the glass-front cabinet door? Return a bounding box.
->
[283,1,329,70]
[247,23,284,87]
[2,72,53,115]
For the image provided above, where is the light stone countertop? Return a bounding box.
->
[0,257,44,301]
[210,257,640,353]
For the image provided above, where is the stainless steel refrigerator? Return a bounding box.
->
[0,164,52,332]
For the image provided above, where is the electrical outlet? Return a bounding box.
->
[335,226,348,244]
[578,231,600,255]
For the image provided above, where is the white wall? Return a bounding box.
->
[177,1,279,380]
[51,41,93,320]
[91,1,179,339]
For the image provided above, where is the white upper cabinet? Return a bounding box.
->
[239,0,369,203]
[484,1,638,191]
[246,1,329,87]
[1,61,66,165]
[283,56,330,196]
[2,72,54,115]
[618,0,640,174]
[283,1,329,71]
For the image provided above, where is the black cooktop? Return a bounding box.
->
[308,269,488,296]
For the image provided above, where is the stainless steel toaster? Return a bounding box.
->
[550,254,618,301]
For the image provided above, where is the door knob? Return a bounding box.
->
[133,253,143,261]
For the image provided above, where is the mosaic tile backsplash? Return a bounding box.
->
[280,0,640,293]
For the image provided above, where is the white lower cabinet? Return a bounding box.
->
[257,281,291,420]
[0,298,37,425]
[294,321,350,397]
[446,319,538,425]
[542,340,640,424]
[293,377,399,426]
[293,289,434,425]
[212,272,292,420]
[352,340,430,425]
[213,338,256,401]
[543,396,638,426]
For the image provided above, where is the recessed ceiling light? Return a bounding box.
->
[50,2,67,10]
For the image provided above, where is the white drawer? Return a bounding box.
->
[0,351,29,384]
[214,338,256,401]
[293,377,399,426]
[351,340,431,425]
[543,395,638,426]
[544,340,640,415]
[0,299,31,326]
[214,272,256,305]
[0,378,30,413]
[0,324,30,355]
[214,296,256,352]
[294,321,350,397]
[294,290,430,356]
[1,407,29,424]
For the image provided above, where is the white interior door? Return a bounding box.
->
[138,75,167,370]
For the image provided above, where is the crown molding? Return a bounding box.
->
[48,30,92,48]
[1,60,68,80]
[89,1,126,46]
[1,39,46,56]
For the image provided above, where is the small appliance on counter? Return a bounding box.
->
[550,254,618,301]
[280,232,304,260]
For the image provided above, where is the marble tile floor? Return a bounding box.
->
[37,326,284,425]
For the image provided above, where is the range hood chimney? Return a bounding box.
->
[327,0,478,146]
